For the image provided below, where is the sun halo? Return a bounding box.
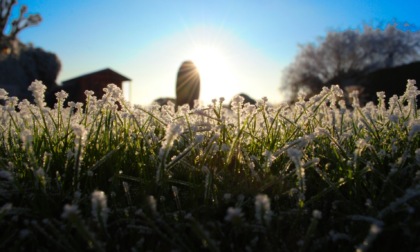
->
[188,44,237,104]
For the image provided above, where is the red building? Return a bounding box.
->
[59,68,131,104]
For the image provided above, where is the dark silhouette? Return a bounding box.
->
[237,93,256,105]
[282,22,420,102]
[353,62,420,106]
[153,97,176,107]
[325,62,420,106]
[228,93,256,110]
[0,0,60,102]
[175,60,200,109]
[46,68,130,106]
[0,43,61,101]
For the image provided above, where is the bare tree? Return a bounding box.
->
[0,0,60,102]
[1,0,41,40]
[0,0,15,37]
[281,23,420,102]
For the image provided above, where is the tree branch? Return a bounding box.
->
[9,4,41,39]
[0,0,17,38]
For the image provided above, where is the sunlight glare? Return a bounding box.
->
[189,44,238,104]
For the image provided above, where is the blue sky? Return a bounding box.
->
[11,0,420,105]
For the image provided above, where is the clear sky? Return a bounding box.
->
[11,0,420,105]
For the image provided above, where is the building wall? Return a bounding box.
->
[66,72,125,103]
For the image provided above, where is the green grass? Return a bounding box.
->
[0,80,420,251]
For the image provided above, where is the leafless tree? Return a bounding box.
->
[281,23,420,101]
[0,0,60,101]
[1,0,41,41]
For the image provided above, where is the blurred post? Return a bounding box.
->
[122,80,131,103]
[175,60,200,110]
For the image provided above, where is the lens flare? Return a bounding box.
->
[189,44,237,103]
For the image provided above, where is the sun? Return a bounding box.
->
[188,44,238,104]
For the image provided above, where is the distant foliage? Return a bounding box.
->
[282,22,420,101]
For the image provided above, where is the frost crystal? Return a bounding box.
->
[28,80,47,107]
[225,207,244,222]
[287,148,302,166]
[408,119,420,140]
[331,85,344,97]
[147,195,157,215]
[0,88,8,100]
[55,90,69,100]
[312,209,322,219]
[72,124,87,147]
[0,203,12,214]
[405,79,419,100]
[231,95,245,110]
[20,129,33,148]
[255,194,272,224]
[356,224,383,252]
[61,204,80,219]
[91,190,109,223]
[159,123,182,159]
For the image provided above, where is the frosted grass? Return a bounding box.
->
[0,80,419,251]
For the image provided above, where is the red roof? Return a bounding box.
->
[62,68,131,86]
